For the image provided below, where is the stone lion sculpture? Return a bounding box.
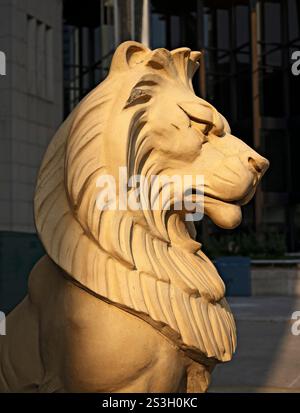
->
[0,41,269,393]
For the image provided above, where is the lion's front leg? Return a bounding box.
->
[186,362,214,393]
[0,296,43,392]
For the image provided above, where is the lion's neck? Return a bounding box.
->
[72,210,235,363]
[94,210,224,301]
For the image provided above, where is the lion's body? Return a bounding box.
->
[0,256,210,393]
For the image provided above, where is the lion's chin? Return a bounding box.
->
[204,196,242,229]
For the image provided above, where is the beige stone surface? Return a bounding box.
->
[0,41,269,392]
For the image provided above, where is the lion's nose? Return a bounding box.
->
[241,151,269,176]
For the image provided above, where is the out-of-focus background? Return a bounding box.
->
[0,0,300,392]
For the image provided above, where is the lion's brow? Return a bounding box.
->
[134,79,158,88]
[133,74,162,89]
[178,103,214,126]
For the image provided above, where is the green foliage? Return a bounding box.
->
[203,229,286,259]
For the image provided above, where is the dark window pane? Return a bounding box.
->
[263,130,287,192]
[263,1,281,44]
[261,70,284,117]
[235,5,249,48]
[217,9,229,50]
[288,0,300,41]
[151,13,167,48]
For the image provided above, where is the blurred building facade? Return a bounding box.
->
[0,0,63,312]
[0,0,299,311]
[63,0,300,253]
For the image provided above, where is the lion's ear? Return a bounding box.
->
[109,41,149,73]
[146,48,172,70]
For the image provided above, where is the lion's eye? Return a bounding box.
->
[210,124,226,138]
[190,119,211,141]
[124,88,152,108]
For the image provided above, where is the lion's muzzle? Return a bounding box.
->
[240,149,269,180]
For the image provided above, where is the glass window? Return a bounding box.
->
[217,9,229,51]
[150,13,166,49]
[262,129,287,193]
[235,5,249,49]
[288,0,300,42]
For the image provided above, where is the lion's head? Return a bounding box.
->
[34,42,268,365]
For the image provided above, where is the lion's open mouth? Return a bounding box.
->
[206,184,256,207]
[191,182,256,207]
[194,184,258,229]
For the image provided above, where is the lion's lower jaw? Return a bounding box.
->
[204,199,242,229]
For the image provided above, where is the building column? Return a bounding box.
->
[141,0,150,47]
[196,0,206,99]
[250,0,263,233]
